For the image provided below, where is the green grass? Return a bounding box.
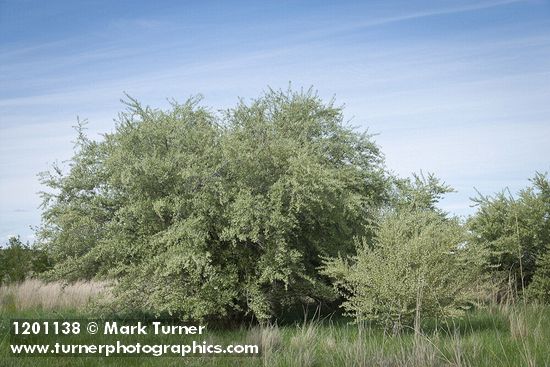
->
[1,304,550,366]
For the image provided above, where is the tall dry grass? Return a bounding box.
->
[243,304,550,367]
[247,324,282,365]
[0,279,109,311]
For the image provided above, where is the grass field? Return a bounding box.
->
[1,281,549,367]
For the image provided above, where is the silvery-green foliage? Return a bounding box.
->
[37,88,388,321]
[468,173,550,294]
[528,245,550,303]
[322,209,484,330]
[389,172,454,214]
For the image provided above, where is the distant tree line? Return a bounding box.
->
[5,88,548,327]
[0,236,52,283]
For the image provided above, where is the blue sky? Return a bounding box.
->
[1,0,549,242]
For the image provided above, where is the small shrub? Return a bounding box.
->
[322,209,485,332]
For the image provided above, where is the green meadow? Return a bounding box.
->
[1,283,549,367]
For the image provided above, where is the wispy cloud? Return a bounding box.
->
[349,0,527,29]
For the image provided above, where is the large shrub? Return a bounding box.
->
[468,173,550,296]
[321,209,484,331]
[37,89,388,321]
